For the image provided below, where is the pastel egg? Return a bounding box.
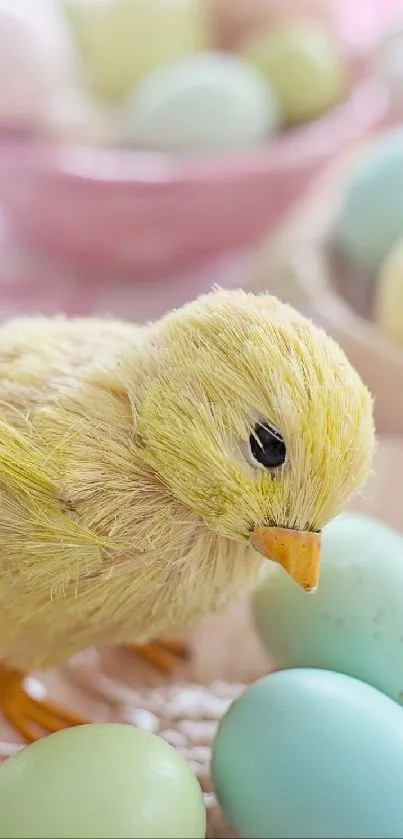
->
[374,237,403,347]
[0,723,206,838]
[334,127,403,272]
[212,668,403,838]
[62,0,209,103]
[252,512,403,705]
[242,21,346,125]
[122,52,280,155]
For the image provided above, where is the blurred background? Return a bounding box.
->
[0,2,403,487]
[0,0,402,418]
[1,1,403,440]
[0,0,399,318]
[0,0,403,414]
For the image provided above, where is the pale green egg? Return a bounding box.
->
[212,668,403,838]
[241,22,345,125]
[252,512,403,704]
[123,52,280,155]
[0,723,206,838]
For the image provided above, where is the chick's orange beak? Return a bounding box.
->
[250,526,321,592]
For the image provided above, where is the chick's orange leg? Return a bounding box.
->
[124,637,189,673]
[0,666,87,743]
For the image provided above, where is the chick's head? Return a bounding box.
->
[137,289,375,590]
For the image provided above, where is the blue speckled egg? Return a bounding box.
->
[212,668,403,839]
[334,127,403,271]
[252,512,403,704]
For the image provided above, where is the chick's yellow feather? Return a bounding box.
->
[0,290,375,671]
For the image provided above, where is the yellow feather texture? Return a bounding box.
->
[0,290,375,671]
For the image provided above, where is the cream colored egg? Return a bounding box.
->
[374,237,403,347]
[242,21,346,125]
[62,0,210,104]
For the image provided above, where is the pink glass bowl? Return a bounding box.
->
[0,79,390,279]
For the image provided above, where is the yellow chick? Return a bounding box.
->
[0,289,374,741]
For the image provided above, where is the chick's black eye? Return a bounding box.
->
[249,422,286,469]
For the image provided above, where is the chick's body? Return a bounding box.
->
[0,290,375,675]
[0,313,261,672]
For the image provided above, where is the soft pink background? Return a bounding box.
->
[0,0,399,321]
[0,78,391,321]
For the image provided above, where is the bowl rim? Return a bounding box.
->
[0,79,390,190]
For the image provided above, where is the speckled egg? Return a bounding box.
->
[241,21,345,124]
[334,127,403,272]
[62,0,209,103]
[0,723,206,838]
[252,512,403,705]
[122,52,280,155]
[212,668,403,838]
[374,237,403,346]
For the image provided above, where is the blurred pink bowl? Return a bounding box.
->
[0,80,390,278]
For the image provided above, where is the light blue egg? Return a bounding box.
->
[212,668,403,839]
[251,512,403,704]
[335,126,403,271]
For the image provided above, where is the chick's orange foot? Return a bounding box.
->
[0,666,87,742]
[124,637,189,673]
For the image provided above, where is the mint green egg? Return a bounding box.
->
[252,512,403,704]
[0,724,206,838]
[335,126,403,271]
[212,668,403,838]
[123,52,279,155]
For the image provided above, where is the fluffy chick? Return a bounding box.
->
[0,290,374,734]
